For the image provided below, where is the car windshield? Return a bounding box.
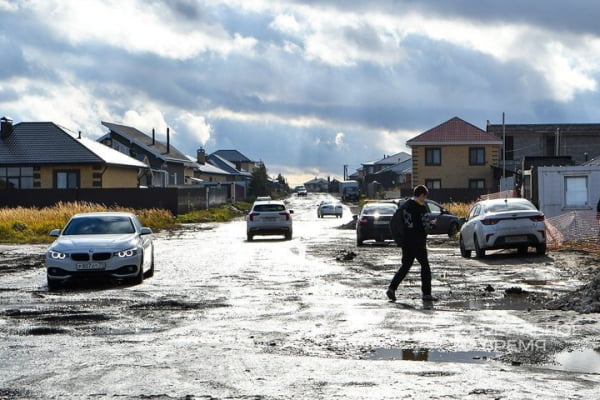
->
[485,202,536,213]
[362,205,397,215]
[254,204,286,212]
[62,216,136,235]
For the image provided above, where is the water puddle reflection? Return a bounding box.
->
[368,348,497,364]
[446,297,542,311]
[544,348,600,374]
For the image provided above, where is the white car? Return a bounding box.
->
[459,198,546,258]
[317,201,343,218]
[45,212,154,290]
[246,200,293,241]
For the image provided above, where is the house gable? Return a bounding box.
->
[407,117,501,191]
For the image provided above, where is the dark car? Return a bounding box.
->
[394,198,464,237]
[356,202,398,246]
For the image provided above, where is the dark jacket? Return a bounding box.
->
[400,198,431,248]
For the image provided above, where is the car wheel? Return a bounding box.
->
[47,277,60,291]
[285,232,292,240]
[131,263,144,285]
[356,235,364,247]
[247,233,253,241]
[536,243,547,255]
[518,246,528,255]
[448,223,458,237]
[474,235,485,258]
[459,235,471,258]
[144,249,155,278]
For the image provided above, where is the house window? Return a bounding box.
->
[425,179,441,189]
[469,147,485,165]
[564,176,588,207]
[0,167,33,189]
[55,170,80,189]
[425,148,441,166]
[469,179,486,189]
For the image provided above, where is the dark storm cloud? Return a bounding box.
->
[287,0,600,36]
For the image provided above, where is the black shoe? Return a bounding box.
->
[386,288,396,302]
[422,295,438,302]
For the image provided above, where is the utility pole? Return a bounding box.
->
[502,112,506,189]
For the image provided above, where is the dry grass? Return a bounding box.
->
[0,202,174,244]
[442,201,474,218]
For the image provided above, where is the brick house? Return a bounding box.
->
[407,117,502,196]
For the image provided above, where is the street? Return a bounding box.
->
[1,193,600,399]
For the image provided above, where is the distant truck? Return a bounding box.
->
[339,180,360,202]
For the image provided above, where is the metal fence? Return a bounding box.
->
[546,210,600,254]
[0,185,241,216]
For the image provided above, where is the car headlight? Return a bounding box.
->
[114,248,138,258]
[48,250,67,260]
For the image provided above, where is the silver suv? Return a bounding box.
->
[246,200,293,241]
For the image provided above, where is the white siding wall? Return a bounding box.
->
[538,166,600,218]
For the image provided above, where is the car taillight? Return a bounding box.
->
[279,211,290,221]
[481,218,500,225]
[249,212,260,221]
[359,216,368,224]
[530,215,545,222]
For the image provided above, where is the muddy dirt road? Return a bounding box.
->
[1,193,599,399]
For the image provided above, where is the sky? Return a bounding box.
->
[2,0,600,185]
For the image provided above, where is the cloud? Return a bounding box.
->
[175,112,213,145]
[3,0,600,184]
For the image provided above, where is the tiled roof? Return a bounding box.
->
[207,154,252,177]
[407,117,503,146]
[101,121,193,165]
[212,149,254,163]
[0,122,142,168]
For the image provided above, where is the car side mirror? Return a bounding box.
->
[140,227,153,235]
[289,210,294,214]
[49,229,60,237]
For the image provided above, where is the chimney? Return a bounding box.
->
[197,148,206,165]
[78,130,82,139]
[152,128,155,145]
[166,127,170,153]
[1,116,13,139]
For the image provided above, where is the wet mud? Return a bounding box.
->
[1,195,600,399]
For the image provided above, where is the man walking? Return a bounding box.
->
[387,185,437,302]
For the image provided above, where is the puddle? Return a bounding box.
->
[543,348,600,374]
[367,348,497,364]
[446,297,542,311]
[521,279,551,286]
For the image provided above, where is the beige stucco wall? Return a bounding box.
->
[38,165,139,188]
[411,144,500,189]
[101,167,139,188]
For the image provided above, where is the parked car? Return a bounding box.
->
[356,202,398,246]
[246,200,293,241]
[459,198,546,258]
[317,200,343,218]
[45,212,154,290]
[394,198,464,237]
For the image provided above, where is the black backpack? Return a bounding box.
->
[389,205,405,246]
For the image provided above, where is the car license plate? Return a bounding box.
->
[263,217,277,221]
[76,262,106,270]
[505,236,527,243]
[375,221,389,225]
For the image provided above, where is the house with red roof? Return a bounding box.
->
[407,117,503,194]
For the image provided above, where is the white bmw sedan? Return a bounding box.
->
[45,212,154,290]
[459,198,546,258]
